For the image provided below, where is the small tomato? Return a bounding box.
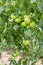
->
[30,22,35,28]
[22,40,30,46]
[24,18,30,25]
[21,22,26,27]
[10,14,16,19]
[15,18,21,23]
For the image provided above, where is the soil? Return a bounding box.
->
[0,52,42,65]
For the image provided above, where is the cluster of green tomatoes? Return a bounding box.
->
[9,14,36,46]
[9,14,36,28]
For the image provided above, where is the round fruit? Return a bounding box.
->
[13,53,17,57]
[30,22,35,28]
[22,40,26,46]
[24,15,31,19]
[1,38,5,42]
[10,14,16,19]
[13,51,18,57]
[25,40,30,45]
[24,15,29,18]
[21,22,26,27]
[16,51,19,55]
[22,40,30,46]
[15,18,21,23]
[24,18,30,25]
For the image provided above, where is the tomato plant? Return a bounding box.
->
[0,0,43,65]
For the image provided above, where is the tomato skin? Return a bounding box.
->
[22,40,30,46]
[24,15,30,25]
[29,22,35,28]
[9,14,16,22]
[21,22,26,27]
[24,18,30,25]
[24,15,29,18]
[15,18,21,23]
[10,14,16,19]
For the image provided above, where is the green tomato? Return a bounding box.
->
[16,51,19,55]
[24,18,30,25]
[22,40,30,46]
[30,22,35,28]
[26,40,30,45]
[21,22,26,27]
[24,15,29,18]
[24,15,31,19]
[10,14,16,19]
[22,40,26,46]
[13,53,17,57]
[13,51,18,57]
[15,18,21,23]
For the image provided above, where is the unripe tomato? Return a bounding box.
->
[10,14,16,19]
[24,15,29,18]
[30,22,35,28]
[13,53,17,57]
[15,18,21,23]
[22,40,30,46]
[24,15,31,19]
[13,51,18,57]
[24,18,30,25]
[1,38,5,42]
[16,51,19,56]
[22,40,26,46]
[21,22,26,27]
[26,40,30,45]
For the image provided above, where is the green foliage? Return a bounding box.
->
[0,0,43,65]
